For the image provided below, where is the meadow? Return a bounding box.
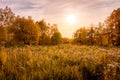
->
[0,44,120,80]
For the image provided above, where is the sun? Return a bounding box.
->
[66,14,76,24]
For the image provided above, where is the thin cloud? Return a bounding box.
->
[0,0,120,37]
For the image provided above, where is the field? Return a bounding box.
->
[0,44,120,80]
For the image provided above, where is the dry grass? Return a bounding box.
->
[0,44,120,80]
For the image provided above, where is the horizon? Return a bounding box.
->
[0,0,120,38]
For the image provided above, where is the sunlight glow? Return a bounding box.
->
[66,14,76,24]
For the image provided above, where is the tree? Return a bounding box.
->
[87,25,96,45]
[39,34,51,45]
[10,17,40,45]
[0,26,7,45]
[51,31,62,45]
[62,37,71,44]
[0,6,15,27]
[106,8,120,46]
[73,27,88,44]
[95,22,104,45]
[36,20,51,45]
[101,28,109,46]
[50,24,59,36]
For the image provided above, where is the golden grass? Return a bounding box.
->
[0,44,120,80]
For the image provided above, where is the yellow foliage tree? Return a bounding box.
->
[10,17,40,45]
[0,26,7,45]
[73,27,88,44]
[36,20,51,45]
[106,8,120,46]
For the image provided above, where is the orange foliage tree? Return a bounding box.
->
[10,16,40,45]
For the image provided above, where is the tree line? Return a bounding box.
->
[73,8,120,46]
[0,6,64,47]
[0,6,120,47]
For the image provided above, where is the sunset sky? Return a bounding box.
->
[0,0,120,38]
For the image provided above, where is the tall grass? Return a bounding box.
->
[0,44,120,80]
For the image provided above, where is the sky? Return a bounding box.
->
[0,0,120,38]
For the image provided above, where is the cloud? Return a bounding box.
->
[0,0,120,37]
[1,0,119,15]
[0,0,120,22]
[87,0,116,9]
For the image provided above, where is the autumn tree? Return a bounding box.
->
[10,16,40,45]
[50,24,59,36]
[0,26,7,45]
[0,6,15,46]
[100,28,109,46]
[73,27,88,44]
[106,8,120,46]
[94,22,104,45]
[51,31,62,45]
[36,20,51,45]
[36,20,61,45]
[62,37,71,44]
[87,25,95,45]
[0,6,15,27]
